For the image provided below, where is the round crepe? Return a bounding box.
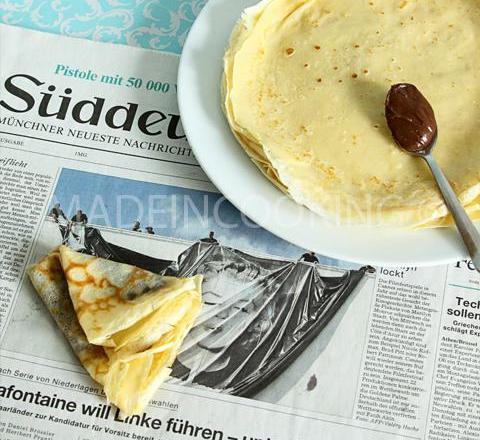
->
[223,0,480,227]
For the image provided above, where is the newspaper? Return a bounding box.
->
[0,24,479,440]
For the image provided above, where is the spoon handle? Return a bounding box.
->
[423,154,480,271]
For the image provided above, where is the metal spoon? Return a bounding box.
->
[385,83,480,271]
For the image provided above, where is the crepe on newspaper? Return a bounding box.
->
[27,245,202,415]
[223,0,480,227]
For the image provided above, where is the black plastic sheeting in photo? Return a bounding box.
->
[167,243,368,397]
[59,225,171,273]
[64,225,368,398]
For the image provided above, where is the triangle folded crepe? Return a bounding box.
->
[28,245,202,415]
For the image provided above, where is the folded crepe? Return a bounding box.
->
[28,246,202,415]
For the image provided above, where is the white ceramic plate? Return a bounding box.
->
[178,0,477,267]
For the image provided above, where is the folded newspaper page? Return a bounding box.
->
[0,24,479,440]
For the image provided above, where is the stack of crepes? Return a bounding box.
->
[223,0,480,227]
[27,245,202,415]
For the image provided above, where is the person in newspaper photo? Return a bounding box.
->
[49,203,67,223]
[132,220,142,232]
[200,231,219,244]
[71,209,88,225]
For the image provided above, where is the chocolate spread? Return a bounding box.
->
[385,83,437,154]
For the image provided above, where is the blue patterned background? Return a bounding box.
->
[0,0,207,55]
